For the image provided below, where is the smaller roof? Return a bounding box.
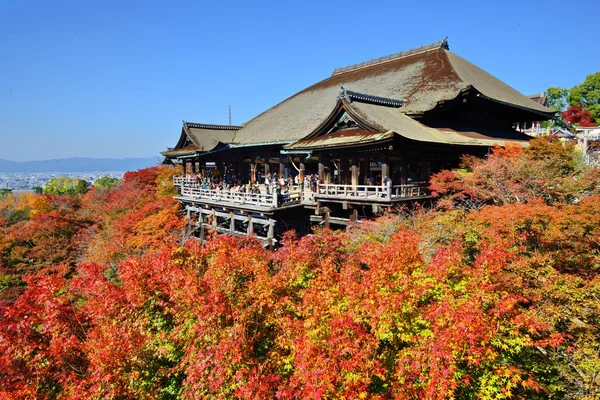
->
[286,97,531,150]
[163,122,242,159]
[288,129,394,150]
[161,144,198,157]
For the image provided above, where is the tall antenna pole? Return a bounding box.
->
[228,104,231,126]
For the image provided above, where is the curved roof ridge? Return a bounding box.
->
[184,121,243,130]
[332,38,449,76]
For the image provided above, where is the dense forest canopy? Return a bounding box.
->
[0,137,599,399]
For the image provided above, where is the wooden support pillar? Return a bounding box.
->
[247,215,254,235]
[211,209,217,230]
[350,157,359,187]
[350,208,358,223]
[420,155,429,181]
[230,212,235,234]
[400,157,408,185]
[318,154,326,183]
[216,161,224,181]
[264,156,270,176]
[340,157,349,185]
[279,155,285,179]
[299,162,306,185]
[381,153,390,181]
[360,156,369,185]
[182,160,187,176]
[324,212,330,229]
[250,162,256,184]
[267,220,274,250]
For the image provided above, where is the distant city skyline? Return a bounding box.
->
[1,0,598,161]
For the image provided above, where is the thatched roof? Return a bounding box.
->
[231,39,553,147]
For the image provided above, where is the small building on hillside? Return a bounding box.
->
[162,39,554,246]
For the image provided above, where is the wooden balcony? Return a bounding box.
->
[174,176,302,212]
[315,183,429,203]
[173,176,429,211]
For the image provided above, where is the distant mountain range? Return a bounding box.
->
[0,157,163,173]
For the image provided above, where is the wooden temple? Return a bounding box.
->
[162,39,555,246]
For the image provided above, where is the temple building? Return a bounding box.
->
[162,38,554,246]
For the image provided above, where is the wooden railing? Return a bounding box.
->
[178,182,302,209]
[174,176,427,206]
[316,183,428,201]
[173,176,201,187]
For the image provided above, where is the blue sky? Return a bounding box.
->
[0,0,598,161]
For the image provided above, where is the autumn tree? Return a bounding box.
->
[93,176,120,189]
[429,136,599,208]
[43,177,89,195]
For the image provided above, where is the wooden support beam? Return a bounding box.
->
[299,162,305,186]
[182,160,187,176]
[247,215,254,235]
[340,157,349,185]
[350,209,358,223]
[279,155,285,179]
[360,156,369,185]
[230,212,235,234]
[264,155,270,176]
[421,154,429,181]
[318,155,325,183]
[350,157,358,187]
[381,153,390,181]
[250,162,256,184]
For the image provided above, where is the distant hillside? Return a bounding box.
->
[0,157,162,173]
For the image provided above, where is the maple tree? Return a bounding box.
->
[562,105,597,127]
[429,136,600,208]
[1,161,599,398]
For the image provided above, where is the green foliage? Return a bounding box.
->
[568,72,600,124]
[31,186,43,194]
[546,86,569,128]
[43,177,89,195]
[93,176,120,189]
[0,188,12,199]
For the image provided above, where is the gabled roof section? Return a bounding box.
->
[230,38,554,147]
[286,97,532,150]
[162,122,241,159]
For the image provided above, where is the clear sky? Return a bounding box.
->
[0,0,598,161]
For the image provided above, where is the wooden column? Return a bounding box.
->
[191,158,197,174]
[264,155,270,176]
[299,162,306,184]
[279,155,285,179]
[236,156,243,181]
[340,157,349,185]
[325,160,331,184]
[318,155,325,182]
[360,156,369,185]
[400,156,408,184]
[250,162,256,184]
[381,153,390,181]
[182,160,187,176]
[350,157,359,187]
[420,155,429,181]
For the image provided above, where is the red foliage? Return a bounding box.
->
[562,105,597,127]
